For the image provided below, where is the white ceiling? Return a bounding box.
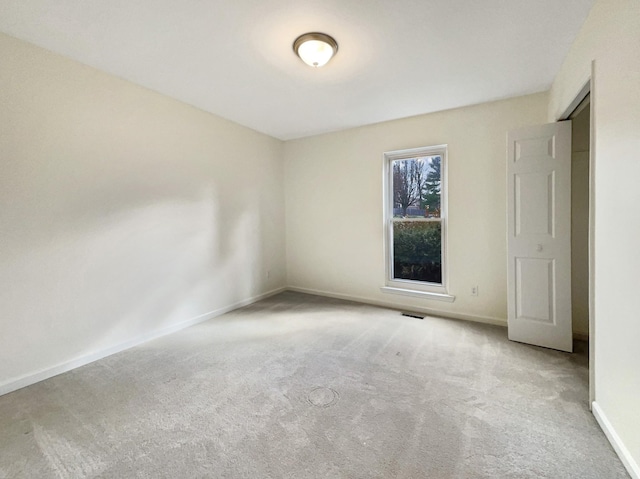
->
[0,0,595,140]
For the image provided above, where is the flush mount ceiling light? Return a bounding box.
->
[293,32,338,68]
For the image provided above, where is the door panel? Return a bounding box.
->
[515,257,554,323]
[514,172,555,237]
[507,122,572,352]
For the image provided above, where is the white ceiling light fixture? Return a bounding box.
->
[293,32,338,68]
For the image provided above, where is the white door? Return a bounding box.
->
[507,121,573,352]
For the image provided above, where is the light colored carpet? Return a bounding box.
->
[0,292,629,478]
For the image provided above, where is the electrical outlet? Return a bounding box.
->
[471,285,479,296]
[266,269,271,279]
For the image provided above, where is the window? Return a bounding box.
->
[382,145,454,301]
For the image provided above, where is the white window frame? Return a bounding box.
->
[381,145,455,302]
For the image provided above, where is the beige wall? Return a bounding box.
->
[0,33,286,390]
[571,102,590,337]
[549,0,640,473]
[284,93,548,324]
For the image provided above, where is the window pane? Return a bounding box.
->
[392,155,441,218]
[393,221,442,284]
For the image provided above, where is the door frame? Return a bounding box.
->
[558,63,595,407]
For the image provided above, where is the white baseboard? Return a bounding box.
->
[286,286,507,328]
[0,287,286,398]
[593,401,640,479]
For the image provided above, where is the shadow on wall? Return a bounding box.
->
[0,36,284,384]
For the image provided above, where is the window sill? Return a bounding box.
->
[380,286,456,302]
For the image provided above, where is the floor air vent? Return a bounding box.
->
[401,312,425,320]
